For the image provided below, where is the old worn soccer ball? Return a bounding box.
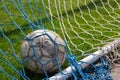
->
[20,29,66,74]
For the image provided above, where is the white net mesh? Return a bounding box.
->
[45,0,120,55]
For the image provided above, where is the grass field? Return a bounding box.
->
[0,0,120,80]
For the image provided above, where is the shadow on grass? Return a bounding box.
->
[24,68,58,80]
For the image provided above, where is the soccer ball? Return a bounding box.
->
[20,29,66,74]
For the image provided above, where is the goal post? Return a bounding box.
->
[49,39,120,80]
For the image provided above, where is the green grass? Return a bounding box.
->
[0,0,120,80]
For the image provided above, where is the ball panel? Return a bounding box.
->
[55,37,65,46]
[48,60,59,73]
[56,45,66,64]
[21,40,30,59]
[32,35,49,45]
[44,61,54,71]
[33,61,44,74]
[35,60,54,74]
[57,51,65,65]
[41,48,50,57]
[46,31,58,41]
[29,46,41,58]
[25,58,37,71]
[57,45,66,53]
[41,40,55,56]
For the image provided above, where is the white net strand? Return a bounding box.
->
[46,0,120,53]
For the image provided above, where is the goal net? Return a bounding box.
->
[0,0,120,80]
